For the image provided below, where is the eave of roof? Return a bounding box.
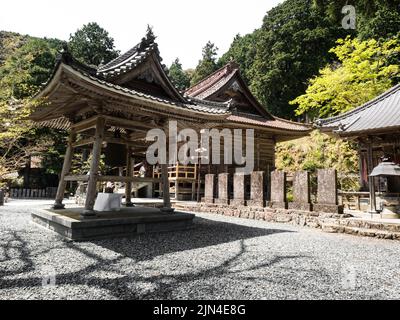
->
[227,114,311,133]
[31,63,231,122]
[316,84,400,136]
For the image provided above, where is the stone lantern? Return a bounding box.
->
[370,158,400,219]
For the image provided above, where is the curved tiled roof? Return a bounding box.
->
[32,31,310,136]
[97,41,159,78]
[317,84,400,135]
[71,64,231,115]
[185,62,239,99]
[228,114,311,132]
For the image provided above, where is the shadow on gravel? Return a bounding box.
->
[94,216,295,262]
[0,216,304,299]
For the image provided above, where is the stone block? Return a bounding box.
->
[288,202,312,211]
[231,200,246,206]
[271,201,288,209]
[216,173,230,204]
[317,169,338,205]
[315,169,343,214]
[203,174,215,203]
[246,200,266,207]
[271,171,287,208]
[250,171,265,204]
[233,173,246,204]
[314,203,344,214]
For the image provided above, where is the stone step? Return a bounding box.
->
[321,222,400,240]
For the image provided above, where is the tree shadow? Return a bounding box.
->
[93,216,294,263]
[0,216,325,299]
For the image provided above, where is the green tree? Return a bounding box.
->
[313,0,400,40]
[219,33,258,84]
[292,36,400,119]
[190,41,219,86]
[276,130,359,191]
[168,58,191,91]
[0,38,59,181]
[248,0,347,118]
[69,22,119,66]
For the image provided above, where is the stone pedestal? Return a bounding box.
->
[271,171,287,209]
[215,173,230,205]
[247,171,265,207]
[288,171,312,211]
[203,174,215,204]
[231,173,246,206]
[314,169,343,214]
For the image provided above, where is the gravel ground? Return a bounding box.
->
[1,199,400,300]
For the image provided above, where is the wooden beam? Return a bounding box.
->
[83,117,105,216]
[72,137,95,148]
[53,131,76,209]
[64,175,89,182]
[71,116,99,133]
[161,164,171,210]
[103,137,137,148]
[125,146,133,207]
[366,141,377,213]
[103,115,155,130]
[97,176,160,183]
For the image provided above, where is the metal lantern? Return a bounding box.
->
[370,159,400,177]
[369,158,400,217]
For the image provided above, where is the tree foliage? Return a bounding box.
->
[69,22,120,66]
[276,130,360,190]
[313,0,400,40]
[292,36,400,118]
[219,33,258,85]
[190,41,219,86]
[247,0,347,118]
[168,58,191,91]
[0,38,60,182]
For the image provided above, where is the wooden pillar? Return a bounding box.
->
[175,180,179,200]
[366,142,377,213]
[125,146,133,207]
[161,164,174,213]
[53,131,76,209]
[82,117,105,217]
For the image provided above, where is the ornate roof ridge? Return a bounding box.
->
[185,61,239,97]
[186,96,231,108]
[96,29,161,80]
[66,64,230,115]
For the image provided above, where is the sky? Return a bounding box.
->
[0,0,284,69]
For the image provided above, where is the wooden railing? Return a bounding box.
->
[153,164,197,180]
[339,191,370,211]
[10,187,58,199]
[339,191,400,211]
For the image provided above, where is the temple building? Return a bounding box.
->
[317,84,400,213]
[30,30,310,216]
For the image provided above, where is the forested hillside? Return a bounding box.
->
[0,24,119,186]
[218,0,400,119]
[1,1,399,188]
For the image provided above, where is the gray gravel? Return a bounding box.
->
[1,199,400,300]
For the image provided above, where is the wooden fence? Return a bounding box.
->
[9,187,57,199]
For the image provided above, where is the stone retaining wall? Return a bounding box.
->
[176,203,400,241]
